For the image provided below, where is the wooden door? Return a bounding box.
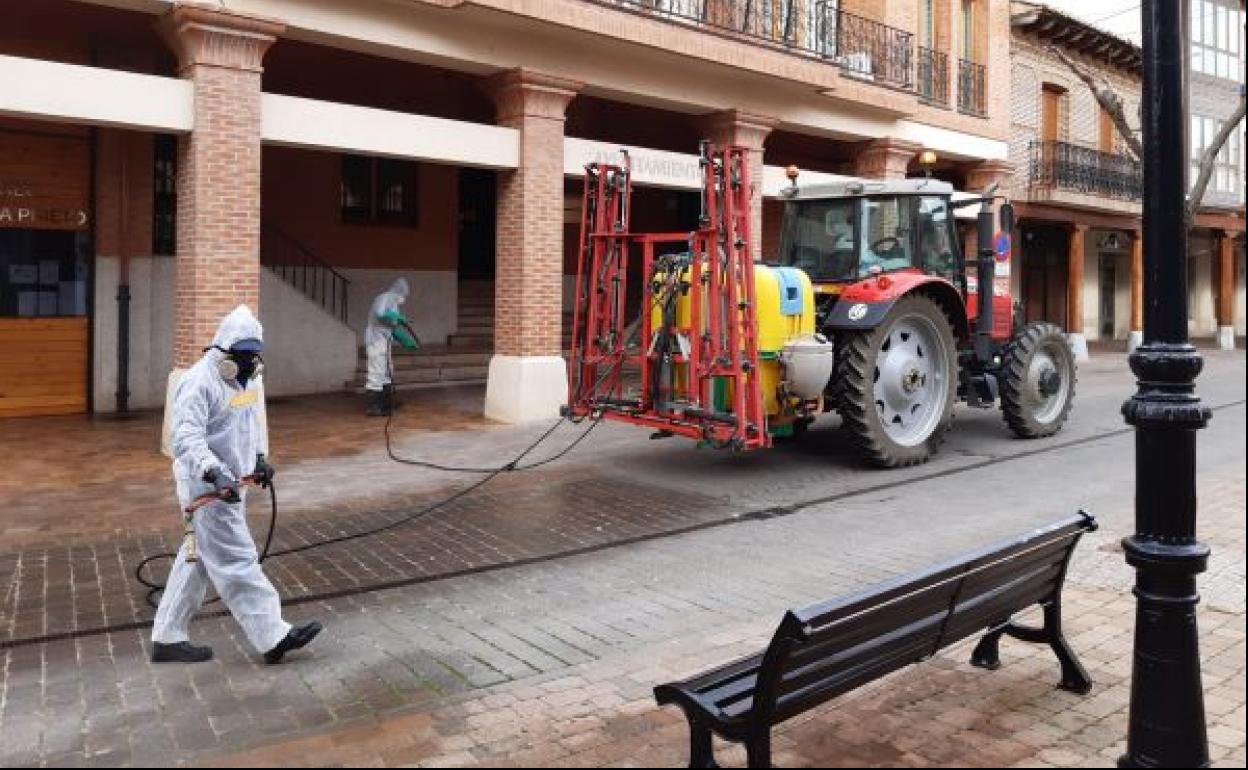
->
[0,127,92,418]
[1042,86,1062,143]
[1099,107,1115,153]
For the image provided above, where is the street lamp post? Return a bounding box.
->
[1119,1,1212,767]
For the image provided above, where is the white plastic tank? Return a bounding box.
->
[781,335,836,400]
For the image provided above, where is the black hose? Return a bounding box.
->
[135,481,280,609]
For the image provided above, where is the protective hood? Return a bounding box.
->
[210,304,265,351]
[389,278,410,302]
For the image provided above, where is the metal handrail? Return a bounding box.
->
[260,223,352,324]
[1028,139,1142,201]
[917,46,949,106]
[956,58,987,117]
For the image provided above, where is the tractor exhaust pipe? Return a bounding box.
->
[974,182,999,361]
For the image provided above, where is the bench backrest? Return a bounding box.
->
[750,512,1096,725]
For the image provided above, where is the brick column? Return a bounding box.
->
[482,69,580,423]
[854,138,922,180]
[1067,223,1089,360]
[159,3,282,367]
[1129,229,1143,352]
[157,3,281,454]
[702,110,779,261]
[1216,229,1237,350]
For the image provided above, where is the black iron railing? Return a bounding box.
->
[589,0,914,89]
[260,223,352,324]
[1029,140,1142,201]
[821,5,914,88]
[917,46,949,106]
[957,58,987,117]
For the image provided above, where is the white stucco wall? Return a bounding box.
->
[341,268,458,347]
[93,255,176,413]
[259,270,359,396]
[1189,251,1218,338]
[94,259,364,412]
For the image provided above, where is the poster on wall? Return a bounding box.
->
[8,264,36,284]
[58,281,86,315]
[39,259,60,285]
[17,291,37,317]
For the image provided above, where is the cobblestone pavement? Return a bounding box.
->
[0,352,1243,767]
[1,352,1243,647]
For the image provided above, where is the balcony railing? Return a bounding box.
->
[1029,140,1142,201]
[589,0,914,90]
[917,46,949,106]
[956,58,987,117]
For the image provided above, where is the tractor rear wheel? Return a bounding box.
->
[999,322,1076,438]
[835,295,958,468]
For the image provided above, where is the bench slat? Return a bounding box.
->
[791,515,1090,631]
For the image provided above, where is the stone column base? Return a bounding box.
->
[1066,333,1090,362]
[484,355,567,423]
[161,368,270,458]
[1217,326,1236,350]
[1127,330,1144,353]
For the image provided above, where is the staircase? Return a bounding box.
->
[352,280,575,390]
[260,223,351,324]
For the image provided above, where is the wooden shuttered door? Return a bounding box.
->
[0,126,92,418]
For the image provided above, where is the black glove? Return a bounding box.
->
[204,468,241,504]
[252,453,275,489]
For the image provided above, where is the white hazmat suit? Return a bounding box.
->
[152,305,292,655]
[364,277,411,392]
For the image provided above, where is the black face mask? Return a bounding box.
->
[232,352,263,388]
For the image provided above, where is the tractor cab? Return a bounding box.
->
[773,178,965,308]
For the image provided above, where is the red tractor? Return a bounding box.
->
[567,143,1076,467]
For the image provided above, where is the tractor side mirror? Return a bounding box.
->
[1000,203,1016,233]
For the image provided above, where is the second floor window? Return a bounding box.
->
[1191,0,1245,79]
[1190,115,1245,200]
[340,155,419,226]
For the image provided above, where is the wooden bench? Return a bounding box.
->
[654,512,1097,768]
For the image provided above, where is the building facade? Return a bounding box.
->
[0,0,1016,420]
[1007,1,1245,360]
[1188,0,1247,349]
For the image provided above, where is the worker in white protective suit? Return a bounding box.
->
[151,305,322,664]
[364,277,420,417]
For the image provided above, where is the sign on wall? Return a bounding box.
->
[0,130,91,231]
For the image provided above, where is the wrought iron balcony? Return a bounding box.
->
[588,0,914,90]
[956,58,986,117]
[917,46,949,107]
[1029,140,1142,201]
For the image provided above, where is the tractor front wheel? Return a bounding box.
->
[999,322,1076,438]
[835,295,958,468]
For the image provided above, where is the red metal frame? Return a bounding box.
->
[567,144,770,450]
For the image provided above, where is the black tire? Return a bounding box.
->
[834,295,959,468]
[999,322,1076,438]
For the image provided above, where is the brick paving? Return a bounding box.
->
[196,468,1248,769]
[0,354,1243,767]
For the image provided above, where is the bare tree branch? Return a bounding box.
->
[1049,46,1143,161]
[1186,96,1248,223]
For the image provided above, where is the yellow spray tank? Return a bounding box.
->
[651,263,834,436]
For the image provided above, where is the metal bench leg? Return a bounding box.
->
[1039,601,1092,694]
[970,627,1006,670]
[685,716,718,769]
[745,732,772,769]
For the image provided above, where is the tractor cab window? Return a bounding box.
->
[776,198,858,280]
[859,197,914,276]
[915,195,958,280]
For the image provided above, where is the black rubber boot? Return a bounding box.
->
[382,384,399,412]
[365,390,386,417]
[264,621,323,664]
[151,641,214,664]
